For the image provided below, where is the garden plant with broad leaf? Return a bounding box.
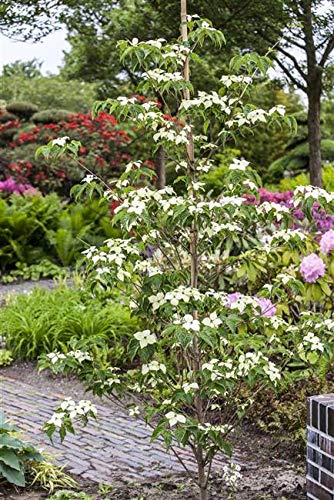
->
[37,1,334,498]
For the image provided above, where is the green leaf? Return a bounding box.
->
[199,329,216,348]
[320,281,331,296]
[0,462,25,487]
[0,449,21,471]
[0,434,25,449]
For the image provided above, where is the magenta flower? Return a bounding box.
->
[300,253,326,283]
[226,292,244,307]
[320,229,334,255]
[255,297,277,318]
[226,292,277,318]
[0,178,33,195]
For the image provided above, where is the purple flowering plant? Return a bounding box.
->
[0,178,36,196]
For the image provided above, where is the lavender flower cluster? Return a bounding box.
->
[245,188,334,234]
[226,292,277,318]
[300,229,334,283]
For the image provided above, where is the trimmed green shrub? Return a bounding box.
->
[271,163,334,192]
[6,101,38,120]
[0,111,18,123]
[0,286,139,364]
[267,139,334,182]
[30,109,74,124]
[0,74,98,113]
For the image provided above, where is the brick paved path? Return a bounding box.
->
[0,375,232,485]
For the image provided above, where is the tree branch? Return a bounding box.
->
[274,56,307,92]
[319,35,334,67]
[274,44,307,81]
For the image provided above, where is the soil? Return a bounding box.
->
[0,361,306,499]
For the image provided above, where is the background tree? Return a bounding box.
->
[257,0,334,187]
[61,0,287,97]
[2,59,42,78]
[0,0,63,40]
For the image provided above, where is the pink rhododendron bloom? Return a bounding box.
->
[226,292,243,306]
[255,298,277,318]
[226,292,277,318]
[300,253,326,283]
[320,230,334,255]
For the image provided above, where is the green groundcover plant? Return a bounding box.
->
[1,285,139,363]
[37,3,334,499]
[0,410,77,491]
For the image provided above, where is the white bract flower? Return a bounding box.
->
[134,330,157,349]
[186,14,200,21]
[142,360,166,375]
[165,411,186,427]
[256,202,290,221]
[293,185,334,205]
[263,361,281,383]
[237,352,262,376]
[220,75,252,87]
[117,96,138,105]
[46,352,66,364]
[229,158,250,171]
[52,136,70,147]
[268,229,306,244]
[67,350,92,363]
[47,412,65,428]
[302,332,324,352]
[202,312,222,328]
[269,104,286,116]
[181,314,200,332]
[145,68,183,82]
[180,91,230,113]
[182,382,199,393]
[247,109,267,124]
[148,292,165,311]
[129,406,140,417]
[82,174,97,184]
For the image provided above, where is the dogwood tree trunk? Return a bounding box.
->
[180,1,208,499]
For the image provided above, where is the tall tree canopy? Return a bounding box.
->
[61,0,287,96]
[1,0,333,185]
[257,0,334,186]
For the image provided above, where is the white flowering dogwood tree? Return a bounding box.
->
[37,1,334,498]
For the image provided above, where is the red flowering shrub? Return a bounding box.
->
[0,112,140,197]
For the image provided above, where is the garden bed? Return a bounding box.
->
[0,361,306,499]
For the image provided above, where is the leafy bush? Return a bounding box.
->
[0,349,13,366]
[0,285,139,362]
[31,109,74,124]
[274,163,334,192]
[0,110,17,123]
[267,139,334,182]
[6,101,38,120]
[0,111,137,196]
[0,73,98,113]
[0,192,118,278]
[249,374,334,453]
[2,260,67,283]
[0,411,43,487]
